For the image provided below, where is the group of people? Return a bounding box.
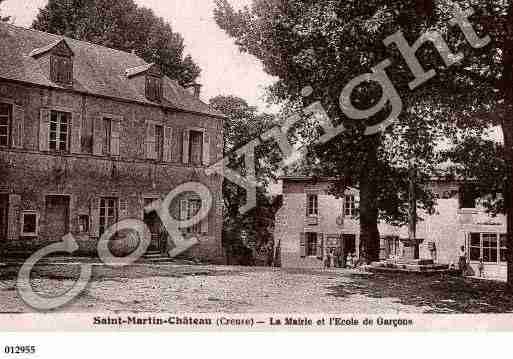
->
[324,248,357,269]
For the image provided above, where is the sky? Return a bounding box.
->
[0,0,278,113]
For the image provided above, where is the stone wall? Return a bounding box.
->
[0,80,225,263]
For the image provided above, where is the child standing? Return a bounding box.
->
[478,258,485,278]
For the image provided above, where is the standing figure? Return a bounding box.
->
[329,248,335,268]
[458,245,467,276]
[478,258,485,278]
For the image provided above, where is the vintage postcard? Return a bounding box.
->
[1,0,513,337]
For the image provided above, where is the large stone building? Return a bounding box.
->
[275,176,507,280]
[0,23,225,262]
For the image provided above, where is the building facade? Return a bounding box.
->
[0,24,225,263]
[275,176,507,280]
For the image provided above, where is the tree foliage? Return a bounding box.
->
[0,0,10,22]
[209,96,281,265]
[32,0,201,85]
[214,0,496,262]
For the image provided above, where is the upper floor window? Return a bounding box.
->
[307,194,318,216]
[189,130,203,166]
[146,76,162,102]
[345,194,356,216]
[51,55,73,85]
[0,102,11,147]
[49,111,70,152]
[103,118,112,155]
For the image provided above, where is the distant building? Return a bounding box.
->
[0,24,225,262]
[275,176,507,280]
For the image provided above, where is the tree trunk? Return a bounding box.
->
[502,1,513,287]
[358,142,381,264]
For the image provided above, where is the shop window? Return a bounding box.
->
[469,232,507,263]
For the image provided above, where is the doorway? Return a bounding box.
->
[143,198,165,253]
[0,194,8,241]
[343,234,356,256]
[44,195,70,240]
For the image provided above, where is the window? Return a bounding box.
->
[79,215,90,233]
[469,232,508,263]
[103,118,112,155]
[51,55,73,85]
[146,76,162,102]
[155,125,164,161]
[307,194,318,216]
[306,233,317,256]
[49,111,70,152]
[0,102,11,147]
[189,130,203,166]
[99,198,118,236]
[21,211,38,237]
[181,199,202,234]
[344,194,356,216]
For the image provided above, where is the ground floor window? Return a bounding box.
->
[469,232,507,264]
[306,232,317,256]
[21,211,38,237]
[99,197,118,236]
[180,198,202,234]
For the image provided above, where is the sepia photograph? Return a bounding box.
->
[1,0,513,336]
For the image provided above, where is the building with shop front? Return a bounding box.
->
[275,176,507,280]
[0,23,225,262]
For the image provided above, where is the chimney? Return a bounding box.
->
[185,83,202,98]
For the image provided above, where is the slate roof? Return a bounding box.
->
[0,23,224,119]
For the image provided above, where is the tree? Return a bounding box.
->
[209,96,281,265]
[32,0,200,85]
[0,0,10,22]
[214,0,492,263]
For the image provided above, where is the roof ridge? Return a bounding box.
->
[2,23,146,63]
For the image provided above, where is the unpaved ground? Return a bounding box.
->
[1,265,512,313]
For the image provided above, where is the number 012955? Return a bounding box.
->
[4,346,36,355]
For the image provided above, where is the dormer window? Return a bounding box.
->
[30,39,74,87]
[146,76,162,102]
[125,63,163,102]
[51,55,73,85]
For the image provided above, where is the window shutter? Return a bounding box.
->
[202,131,210,166]
[300,233,306,258]
[317,233,324,259]
[93,116,104,156]
[111,119,121,156]
[118,198,129,220]
[90,197,100,238]
[179,199,189,226]
[182,129,190,164]
[201,212,209,235]
[70,111,82,154]
[7,194,21,240]
[146,122,157,159]
[39,109,50,151]
[163,126,173,162]
[11,104,24,149]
